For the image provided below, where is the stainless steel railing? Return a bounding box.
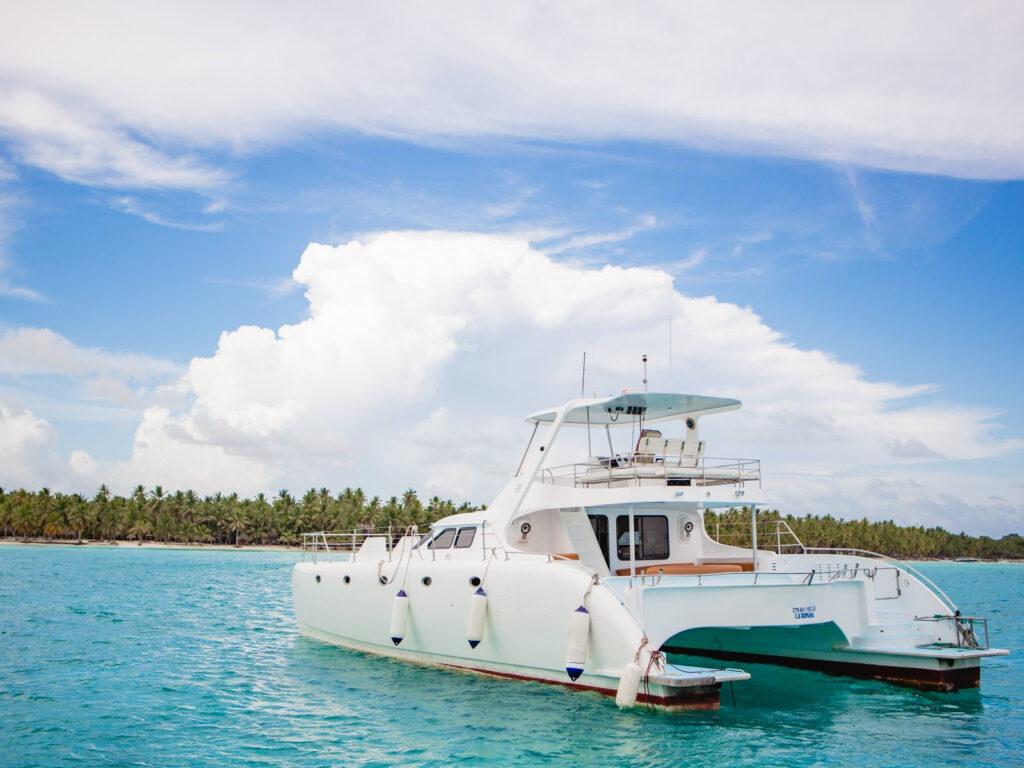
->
[538,456,762,489]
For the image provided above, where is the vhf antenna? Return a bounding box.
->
[642,354,648,392]
[580,351,587,397]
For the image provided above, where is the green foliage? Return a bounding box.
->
[1,486,1019,558]
[0,486,477,546]
[703,507,1024,560]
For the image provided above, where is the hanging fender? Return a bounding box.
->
[565,605,590,681]
[389,589,409,645]
[466,587,488,648]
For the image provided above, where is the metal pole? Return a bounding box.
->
[628,505,636,580]
[586,407,592,458]
[751,505,758,572]
[514,422,539,477]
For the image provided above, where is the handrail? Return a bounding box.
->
[301,526,421,563]
[798,547,958,613]
[710,518,805,553]
[616,563,902,588]
[536,455,762,489]
[913,614,989,650]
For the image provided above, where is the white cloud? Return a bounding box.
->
[110,197,224,231]
[0,280,46,302]
[545,215,659,255]
[0,402,65,489]
[0,328,180,382]
[0,89,226,191]
[57,230,1015,535]
[0,3,1022,182]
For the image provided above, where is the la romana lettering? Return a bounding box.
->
[792,605,816,619]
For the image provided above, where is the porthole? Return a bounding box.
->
[469,576,481,587]
[343,575,350,584]
[315,574,321,583]
[422,576,432,586]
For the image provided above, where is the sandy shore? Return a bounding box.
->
[0,538,301,552]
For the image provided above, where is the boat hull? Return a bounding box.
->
[664,626,989,692]
[292,556,742,710]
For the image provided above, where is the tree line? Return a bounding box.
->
[0,486,475,546]
[704,507,1024,560]
[0,487,1020,559]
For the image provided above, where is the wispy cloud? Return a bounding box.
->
[0,5,1021,183]
[0,170,45,302]
[545,214,659,255]
[843,168,882,253]
[0,280,47,303]
[0,89,228,192]
[204,276,299,300]
[111,196,225,231]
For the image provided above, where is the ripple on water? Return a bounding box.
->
[0,548,1020,768]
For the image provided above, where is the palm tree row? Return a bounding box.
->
[0,485,476,546]
[704,507,1024,560]
[1,487,1019,558]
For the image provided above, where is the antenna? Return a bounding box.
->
[668,315,672,387]
[580,352,587,397]
[642,354,648,392]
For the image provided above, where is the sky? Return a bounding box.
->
[0,2,1022,535]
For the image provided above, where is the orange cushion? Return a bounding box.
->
[613,563,745,575]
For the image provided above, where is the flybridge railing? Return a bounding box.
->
[538,456,761,489]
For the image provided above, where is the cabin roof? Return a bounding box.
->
[526,391,741,427]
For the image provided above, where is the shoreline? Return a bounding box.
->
[0,538,1020,562]
[0,538,300,552]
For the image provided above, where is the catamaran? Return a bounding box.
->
[292,389,1006,709]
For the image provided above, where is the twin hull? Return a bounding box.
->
[292,557,725,709]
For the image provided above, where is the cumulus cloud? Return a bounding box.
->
[0,402,66,489]
[64,230,1016,535]
[0,2,1022,184]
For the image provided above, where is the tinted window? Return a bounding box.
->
[615,515,669,561]
[454,527,476,548]
[428,528,457,549]
[588,514,610,567]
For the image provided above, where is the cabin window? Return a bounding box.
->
[615,515,669,561]
[588,514,610,567]
[454,527,476,548]
[428,527,457,549]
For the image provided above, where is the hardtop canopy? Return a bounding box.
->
[526,391,741,427]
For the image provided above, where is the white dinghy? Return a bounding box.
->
[292,389,1006,708]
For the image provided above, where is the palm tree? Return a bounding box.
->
[228,507,247,546]
[66,494,91,542]
[126,518,152,545]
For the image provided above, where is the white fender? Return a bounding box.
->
[565,605,590,681]
[615,661,642,708]
[466,587,488,648]
[390,589,409,645]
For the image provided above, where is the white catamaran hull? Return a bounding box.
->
[293,554,748,709]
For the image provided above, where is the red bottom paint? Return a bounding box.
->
[663,645,981,692]
[445,663,722,710]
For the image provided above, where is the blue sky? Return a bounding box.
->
[0,3,1021,535]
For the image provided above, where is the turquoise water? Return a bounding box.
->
[1,548,1020,767]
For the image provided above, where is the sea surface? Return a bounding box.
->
[0,547,1020,768]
